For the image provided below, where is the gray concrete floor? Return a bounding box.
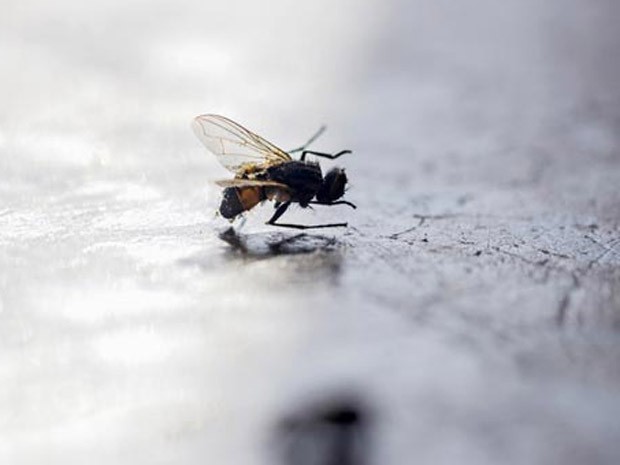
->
[1,1,619,464]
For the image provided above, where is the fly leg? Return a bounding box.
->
[266,202,348,229]
[289,126,327,154]
[267,202,291,224]
[309,200,357,209]
[300,150,351,162]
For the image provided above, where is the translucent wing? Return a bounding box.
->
[214,179,290,190]
[215,179,293,204]
[192,114,292,173]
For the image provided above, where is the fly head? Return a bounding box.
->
[316,167,348,204]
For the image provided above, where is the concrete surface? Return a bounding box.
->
[1,1,619,464]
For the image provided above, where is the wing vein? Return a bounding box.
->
[192,114,292,174]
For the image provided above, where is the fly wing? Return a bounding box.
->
[192,114,292,173]
[215,179,293,204]
[214,179,291,190]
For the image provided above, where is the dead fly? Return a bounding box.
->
[192,114,356,229]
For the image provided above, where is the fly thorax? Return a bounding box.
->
[267,161,322,201]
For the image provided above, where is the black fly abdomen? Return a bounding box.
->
[219,187,244,219]
[219,186,265,219]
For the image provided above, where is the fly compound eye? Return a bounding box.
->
[317,168,347,203]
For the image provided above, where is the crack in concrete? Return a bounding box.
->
[584,235,620,270]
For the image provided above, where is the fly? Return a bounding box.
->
[192,114,356,229]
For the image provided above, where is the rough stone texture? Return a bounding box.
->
[1,1,619,464]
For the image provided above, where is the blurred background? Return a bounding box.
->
[1,1,620,464]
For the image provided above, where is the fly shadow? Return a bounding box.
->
[178,226,346,286]
[218,226,343,258]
